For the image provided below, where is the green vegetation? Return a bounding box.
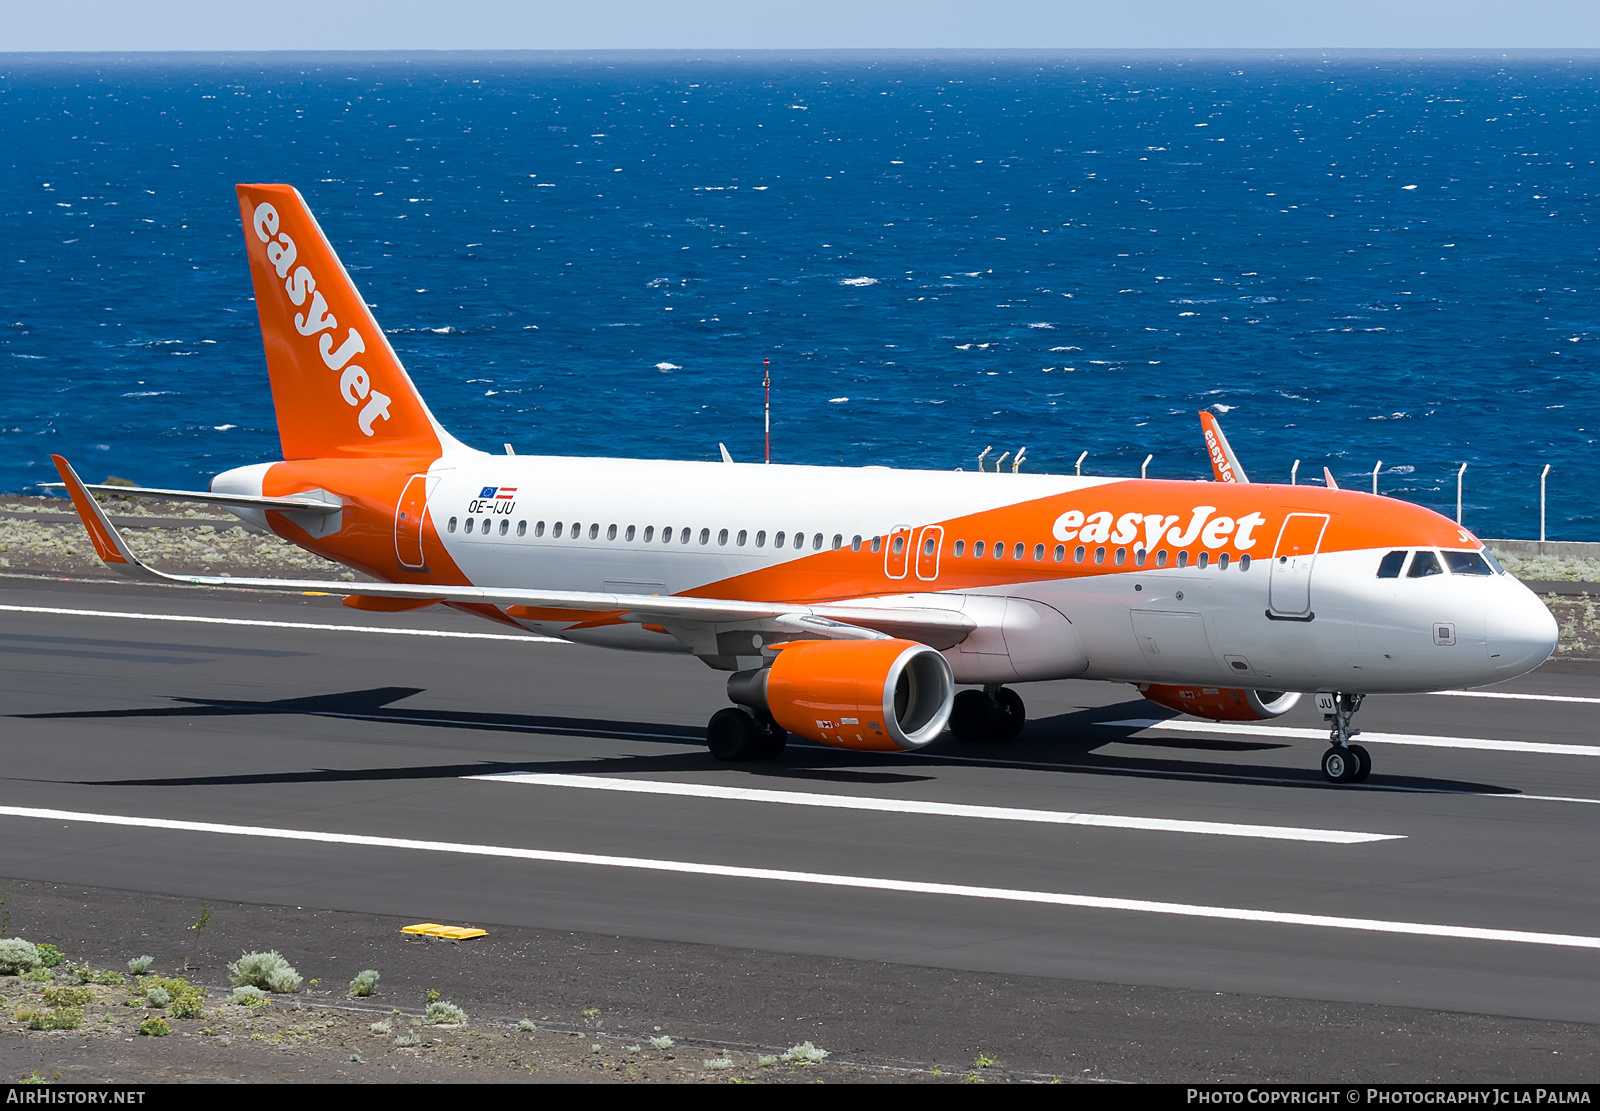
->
[28,1007,84,1031]
[41,986,92,1007]
[0,938,41,975]
[139,1016,170,1037]
[348,969,380,997]
[781,1041,830,1063]
[34,944,63,969]
[127,956,153,976]
[227,950,302,993]
[424,1001,467,1025]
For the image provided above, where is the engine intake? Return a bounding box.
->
[1137,684,1301,722]
[728,638,955,751]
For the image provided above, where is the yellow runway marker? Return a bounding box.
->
[401,923,487,940]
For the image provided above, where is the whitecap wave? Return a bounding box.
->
[655,362,681,371]
[828,397,849,403]
[1213,403,1235,412]
[840,277,878,287]
[1026,322,1053,329]
[213,424,236,431]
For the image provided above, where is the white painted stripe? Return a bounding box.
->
[0,802,1590,951]
[1434,689,1600,706]
[1101,718,1600,758]
[0,603,565,644]
[467,772,1401,844]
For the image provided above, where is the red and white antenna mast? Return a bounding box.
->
[763,357,771,464]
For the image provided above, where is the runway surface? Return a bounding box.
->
[3,575,1599,1031]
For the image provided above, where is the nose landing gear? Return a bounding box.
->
[948,686,1026,743]
[1318,692,1370,783]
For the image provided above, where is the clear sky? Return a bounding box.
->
[5,1,1600,52]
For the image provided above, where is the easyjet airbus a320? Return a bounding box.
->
[48,184,1559,783]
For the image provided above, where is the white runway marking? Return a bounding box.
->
[0,802,1593,951]
[1101,718,1600,758]
[467,772,1402,843]
[1434,690,1600,706]
[0,603,565,644]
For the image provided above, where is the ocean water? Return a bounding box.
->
[1,51,1597,538]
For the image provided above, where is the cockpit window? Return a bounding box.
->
[1407,550,1444,578]
[1376,551,1408,579]
[1443,550,1493,576]
[1483,550,1507,575]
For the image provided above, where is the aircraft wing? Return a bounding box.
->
[49,454,974,645]
[1198,411,1250,483]
[36,480,340,515]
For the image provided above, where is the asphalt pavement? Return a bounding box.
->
[2,574,1598,1077]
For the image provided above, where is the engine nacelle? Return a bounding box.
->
[1137,683,1301,722]
[728,639,955,751]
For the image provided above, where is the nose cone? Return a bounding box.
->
[1486,589,1560,676]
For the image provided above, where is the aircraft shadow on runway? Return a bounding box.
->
[21,686,1519,797]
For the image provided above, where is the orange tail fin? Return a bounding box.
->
[236,184,459,460]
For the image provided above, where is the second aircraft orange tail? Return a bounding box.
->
[236,184,454,462]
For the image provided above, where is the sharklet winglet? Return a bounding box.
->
[49,455,164,582]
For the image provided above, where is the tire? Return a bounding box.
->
[754,723,788,761]
[708,707,763,761]
[948,689,996,743]
[1348,743,1371,783]
[1320,745,1357,783]
[993,687,1026,740]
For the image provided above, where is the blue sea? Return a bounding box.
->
[1,51,1597,538]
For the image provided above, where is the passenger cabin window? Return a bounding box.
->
[954,540,966,557]
[447,517,457,533]
[812,533,822,550]
[774,531,786,548]
[851,535,863,552]
[832,534,842,551]
[1240,554,1251,571]
[588,524,599,540]
[499,520,509,536]
[892,535,904,554]
[973,541,985,558]
[737,530,748,546]
[794,532,805,549]
[700,528,710,545]
[681,528,692,544]
[1408,550,1444,578]
[626,525,636,541]
[1443,551,1494,576]
[553,522,564,538]
[535,521,546,537]
[871,536,882,553]
[755,530,766,547]
[481,519,491,535]
[517,521,526,537]
[607,524,617,540]
[643,526,655,542]
[718,529,729,545]
[1055,544,1066,562]
[1013,543,1025,561]
[1376,550,1408,578]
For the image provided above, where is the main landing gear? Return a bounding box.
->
[1318,692,1371,784]
[706,706,788,762]
[948,685,1026,743]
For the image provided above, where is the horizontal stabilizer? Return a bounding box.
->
[37,481,340,515]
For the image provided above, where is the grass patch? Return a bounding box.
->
[41,986,92,1007]
[27,1007,83,1031]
